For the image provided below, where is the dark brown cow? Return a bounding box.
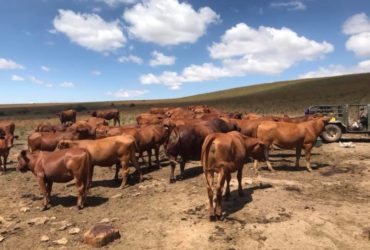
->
[201,131,266,220]
[28,130,93,152]
[256,116,330,172]
[136,113,165,126]
[17,148,91,210]
[91,109,120,126]
[166,118,238,183]
[0,129,9,172]
[57,134,141,188]
[57,109,76,125]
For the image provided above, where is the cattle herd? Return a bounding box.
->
[0,106,331,221]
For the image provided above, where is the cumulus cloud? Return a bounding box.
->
[0,58,24,70]
[60,81,75,88]
[118,54,143,64]
[98,0,137,6]
[41,65,50,72]
[149,51,176,67]
[107,89,149,98]
[53,9,126,53]
[141,23,333,89]
[299,60,370,79]
[11,75,24,81]
[123,0,219,46]
[343,13,370,57]
[270,1,306,11]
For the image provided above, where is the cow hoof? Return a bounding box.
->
[177,175,184,181]
[216,214,224,221]
[169,179,176,184]
[120,184,129,189]
[209,215,217,222]
[41,206,49,211]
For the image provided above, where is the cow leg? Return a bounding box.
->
[253,160,259,175]
[3,153,7,172]
[89,165,95,187]
[215,170,226,220]
[0,156,3,172]
[264,147,274,172]
[224,172,231,200]
[154,146,161,168]
[120,161,130,189]
[117,118,120,126]
[45,180,53,206]
[178,161,185,180]
[131,154,143,182]
[205,171,215,221]
[237,167,244,197]
[147,150,152,168]
[37,176,49,210]
[304,144,314,172]
[295,146,302,168]
[114,163,121,182]
[169,160,176,183]
[75,178,86,209]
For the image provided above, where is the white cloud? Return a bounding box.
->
[11,75,24,81]
[107,89,149,98]
[60,81,75,88]
[45,83,53,88]
[299,60,370,79]
[92,70,102,76]
[149,51,176,67]
[343,13,370,57]
[29,76,44,85]
[123,0,219,46]
[270,1,306,11]
[53,9,126,53]
[41,65,50,72]
[0,58,24,70]
[342,13,370,35]
[99,0,137,7]
[141,23,334,89]
[118,54,143,64]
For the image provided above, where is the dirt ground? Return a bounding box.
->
[1,123,370,249]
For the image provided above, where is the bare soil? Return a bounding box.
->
[1,125,370,249]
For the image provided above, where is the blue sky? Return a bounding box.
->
[0,0,370,104]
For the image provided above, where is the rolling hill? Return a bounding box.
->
[1,73,370,117]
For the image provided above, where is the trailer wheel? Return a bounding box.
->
[321,124,342,142]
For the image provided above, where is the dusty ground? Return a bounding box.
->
[1,121,370,250]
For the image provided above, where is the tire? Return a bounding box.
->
[321,124,342,143]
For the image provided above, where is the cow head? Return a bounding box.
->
[17,150,30,173]
[91,111,97,117]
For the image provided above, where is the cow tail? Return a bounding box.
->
[202,134,217,189]
[85,150,92,193]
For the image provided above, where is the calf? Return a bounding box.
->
[201,131,266,220]
[17,148,91,210]
[57,134,142,188]
[256,116,330,172]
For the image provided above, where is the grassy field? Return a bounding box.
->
[0,72,369,119]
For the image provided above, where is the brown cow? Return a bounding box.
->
[149,107,171,115]
[256,116,330,172]
[188,105,211,114]
[0,121,17,148]
[91,109,120,126]
[0,129,9,172]
[17,148,91,210]
[201,131,266,220]
[57,134,141,188]
[35,122,67,132]
[57,109,76,125]
[28,130,93,152]
[95,124,138,139]
[165,107,195,119]
[136,113,165,126]
[166,118,238,183]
